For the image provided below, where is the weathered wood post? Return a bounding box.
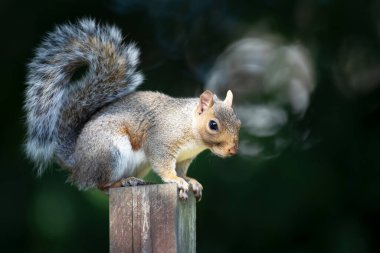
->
[109,183,196,253]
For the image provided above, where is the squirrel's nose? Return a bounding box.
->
[228,145,238,155]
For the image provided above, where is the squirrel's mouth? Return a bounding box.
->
[211,148,231,158]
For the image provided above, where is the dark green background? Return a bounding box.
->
[1,0,380,252]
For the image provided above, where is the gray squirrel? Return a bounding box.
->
[24,19,241,200]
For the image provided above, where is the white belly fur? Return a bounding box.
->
[111,135,148,181]
[111,136,206,181]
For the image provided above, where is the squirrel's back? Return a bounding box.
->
[24,18,143,174]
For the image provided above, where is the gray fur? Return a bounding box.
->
[69,91,241,189]
[70,92,199,189]
[214,103,240,137]
[24,18,143,174]
[24,19,241,195]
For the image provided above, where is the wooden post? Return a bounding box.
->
[109,184,196,253]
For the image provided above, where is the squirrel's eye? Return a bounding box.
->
[209,120,218,131]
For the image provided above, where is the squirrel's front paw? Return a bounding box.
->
[186,178,203,201]
[189,179,203,201]
[162,176,189,200]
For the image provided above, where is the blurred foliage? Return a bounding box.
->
[1,0,380,252]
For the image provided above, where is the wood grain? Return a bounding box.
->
[109,184,196,253]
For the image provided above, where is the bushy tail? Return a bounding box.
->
[24,18,143,174]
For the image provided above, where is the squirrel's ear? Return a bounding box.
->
[197,90,214,115]
[224,90,233,107]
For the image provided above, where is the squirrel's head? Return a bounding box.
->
[195,90,241,158]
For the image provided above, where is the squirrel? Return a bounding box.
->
[24,18,241,200]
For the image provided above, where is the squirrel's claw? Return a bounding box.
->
[179,188,189,200]
[162,176,189,200]
[195,192,202,202]
[188,178,203,202]
[120,177,147,187]
[176,177,190,200]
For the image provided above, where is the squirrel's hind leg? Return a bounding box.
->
[120,177,147,187]
[97,177,149,194]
